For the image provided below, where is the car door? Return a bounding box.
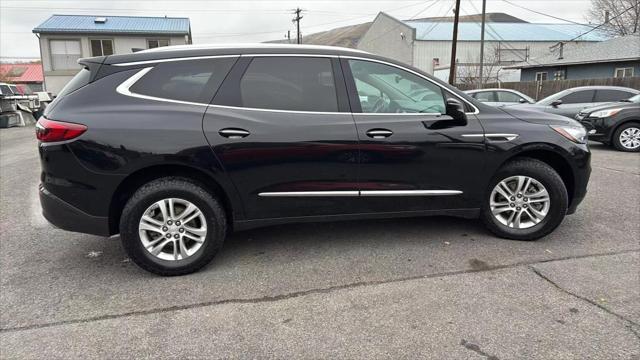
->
[342,58,485,213]
[473,91,499,106]
[496,91,524,105]
[549,89,595,118]
[203,55,360,220]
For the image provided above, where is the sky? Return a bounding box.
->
[0,0,594,59]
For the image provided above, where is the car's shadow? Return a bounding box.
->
[79,215,492,276]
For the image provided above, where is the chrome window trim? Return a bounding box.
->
[115,53,480,116]
[113,54,239,67]
[258,190,463,197]
[241,53,339,58]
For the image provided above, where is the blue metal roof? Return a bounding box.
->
[404,21,608,42]
[33,15,190,35]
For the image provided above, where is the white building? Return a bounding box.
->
[357,12,607,84]
[33,15,192,94]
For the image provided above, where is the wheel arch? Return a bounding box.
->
[609,118,640,143]
[108,164,238,235]
[501,145,576,207]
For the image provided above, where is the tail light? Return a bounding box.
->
[36,117,87,142]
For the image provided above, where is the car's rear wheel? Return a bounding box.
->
[481,158,568,240]
[120,177,226,276]
[612,122,640,152]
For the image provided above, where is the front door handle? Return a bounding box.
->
[219,128,250,139]
[366,129,393,139]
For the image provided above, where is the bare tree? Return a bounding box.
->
[456,50,500,87]
[587,0,640,35]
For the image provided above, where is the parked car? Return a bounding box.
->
[465,88,535,106]
[37,44,591,275]
[512,86,640,119]
[576,94,640,152]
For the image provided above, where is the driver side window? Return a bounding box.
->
[348,60,446,114]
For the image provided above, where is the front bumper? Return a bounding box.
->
[576,114,611,142]
[39,184,110,237]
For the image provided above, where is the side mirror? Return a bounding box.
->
[445,98,467,125]
[519,98,527,103]
[551,99,562,107]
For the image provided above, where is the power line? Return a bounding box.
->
[501,0,596,27]
[565,4,636,41]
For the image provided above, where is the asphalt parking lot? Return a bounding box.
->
[1,125,639,359]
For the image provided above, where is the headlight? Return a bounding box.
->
[550,125,587,144]
[589,108,622,118]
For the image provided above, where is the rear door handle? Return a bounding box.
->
[219,128,250,139]
[366,129,393,139]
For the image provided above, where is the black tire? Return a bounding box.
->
[481,158,568,241]
[612,122,640,152]
[120,177,227,276]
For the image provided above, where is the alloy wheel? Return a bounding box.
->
[138,198,207,261]
[619,127,640,150]
[490,175,550,229]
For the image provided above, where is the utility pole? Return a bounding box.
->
[478,0,487,88]
[292,8,304,44]
[448,0,462,85]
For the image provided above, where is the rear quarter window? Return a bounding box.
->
[594,90,637,102]
[130,57,237,104]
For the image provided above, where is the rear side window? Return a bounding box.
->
[239,57,338,112]
[57,68,91,98]
[496,91,521,103]
[594,90,636,102]
[130,58,237,103]
[560,90,595,104]
[474,91,496,102]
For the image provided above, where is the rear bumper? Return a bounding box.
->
[39,184,110,237]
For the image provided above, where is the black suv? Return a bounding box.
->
[37,45,591,275]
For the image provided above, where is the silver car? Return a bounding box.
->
[513,86,640,119]
[465,88,535,106]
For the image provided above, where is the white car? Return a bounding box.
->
[465,88,535,107]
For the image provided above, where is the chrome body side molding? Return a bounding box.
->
[258,190,463,197]
[462,133,519,142]
[258,191,359,197]
[360,190,463,196]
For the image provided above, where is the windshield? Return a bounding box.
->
[625,94,640,103]
[536,90,569,105]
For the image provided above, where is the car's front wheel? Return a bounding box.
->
[120,177,227,276]
[612,122,640,152]
[481,158,568,240]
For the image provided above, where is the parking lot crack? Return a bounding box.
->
[1,249,637,334]
[529,265,640,338]
[460,339,499,360]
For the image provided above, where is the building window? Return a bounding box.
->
[535,72,548,81]
[50,39,81,70]
[614,67,634,78]
[147,39,170,49]
[553,70,566,80]
[90,39,114,56]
